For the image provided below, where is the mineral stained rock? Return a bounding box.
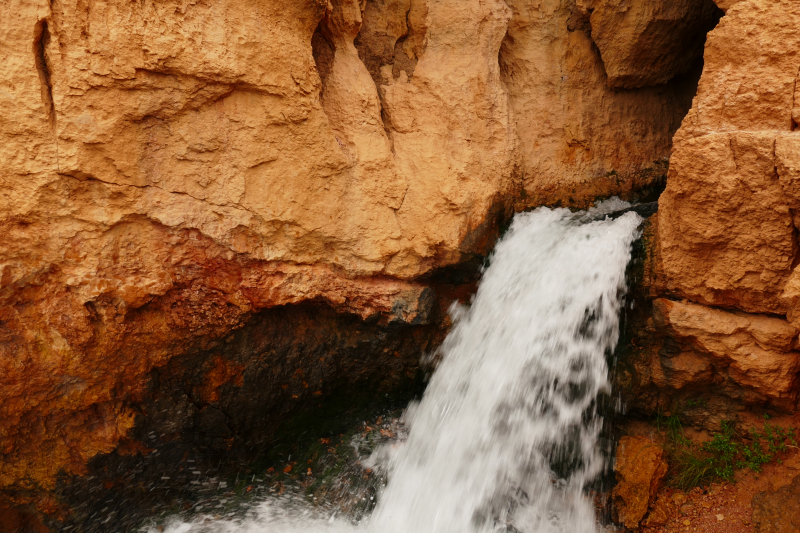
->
[648,0,800,413]
[0,0,710,505]
[612,436,669,530]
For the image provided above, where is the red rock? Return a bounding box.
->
[752,474,800,533]
[612,436,669,529]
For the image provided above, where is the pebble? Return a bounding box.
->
[716,514,724,521]
[673,493,688,505]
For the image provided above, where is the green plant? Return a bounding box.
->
[656,407,797,491]
[669,447,716,490]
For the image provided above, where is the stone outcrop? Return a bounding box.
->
[713,0,741,12]
[589,0,720,89]
[501,0,716,206]
[0,0,718,514]
[612,436,669,530]
[752,474,800,533]
[0,0,513,501]
[652,299,800,409]
[640,0,800,418]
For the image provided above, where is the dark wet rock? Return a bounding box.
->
[44,301,450,532]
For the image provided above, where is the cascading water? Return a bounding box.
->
[151,204,642,533]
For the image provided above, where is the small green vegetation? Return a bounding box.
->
[657,408,797,491]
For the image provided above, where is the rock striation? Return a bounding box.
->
[0,0,718,513]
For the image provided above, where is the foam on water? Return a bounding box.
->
[150,205,642,533]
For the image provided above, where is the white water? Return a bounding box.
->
[152,205,642,533]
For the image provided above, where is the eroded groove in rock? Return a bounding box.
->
[318,0,407,212]
[32,19,54,126]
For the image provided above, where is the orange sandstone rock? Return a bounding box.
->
[502,0,704,206]
[752,474,800,533]
[653,0,800,412]
[714,0,743,13]
[590,0,720,89]
[612,436,669,530]
[0,0,716,505]
[0,0,515,498]
[653,299,800,409]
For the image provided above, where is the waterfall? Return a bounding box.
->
[151,204,642,533]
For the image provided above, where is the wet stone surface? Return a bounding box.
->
[41,301,449,532]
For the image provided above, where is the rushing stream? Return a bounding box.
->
[150,203,642,533]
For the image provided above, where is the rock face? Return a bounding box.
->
[0,0,715,512]
[0,0,511,502]
[637,0,800,419]
[590,0,720,89]
[652,299,800,409]
[752,474,800,533]
[501,0,714,206]
[612,436,669,530]
[713,0,741,12]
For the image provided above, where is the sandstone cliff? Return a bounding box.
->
[0,0,718,511]
[637,0,800,421]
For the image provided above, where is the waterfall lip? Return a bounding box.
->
[579,201,657,223]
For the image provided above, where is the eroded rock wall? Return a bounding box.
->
[501,0,718,206]
[0,0,719,510]
[633,0,800,421]
[0,0,516,501]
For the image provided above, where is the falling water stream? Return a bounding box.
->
[151,203,642,533]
